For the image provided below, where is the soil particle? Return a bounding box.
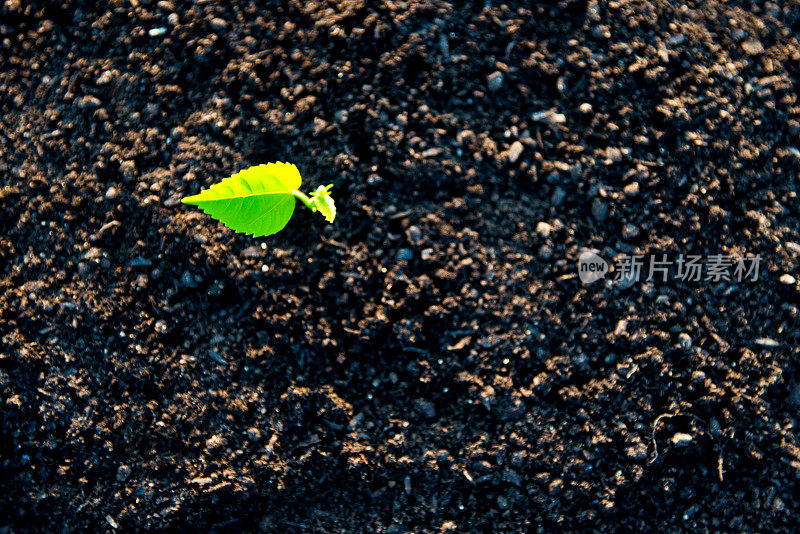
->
[626,443,649,462]
[116,465,132,482]
[670,433,693,448]
[505,140,524,163]
[487,71,504,92]
[591,197,609,222]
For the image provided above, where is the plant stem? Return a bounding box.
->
[292,190,316,212]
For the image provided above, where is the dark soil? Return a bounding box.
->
[2,0,800,531]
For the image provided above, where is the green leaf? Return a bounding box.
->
[182,162,302,237]
[311,184,336,223]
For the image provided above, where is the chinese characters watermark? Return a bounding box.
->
[578,252,761,285]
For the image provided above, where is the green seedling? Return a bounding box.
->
[181,162,336,237]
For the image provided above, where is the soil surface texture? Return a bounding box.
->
[2,0,800,532]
